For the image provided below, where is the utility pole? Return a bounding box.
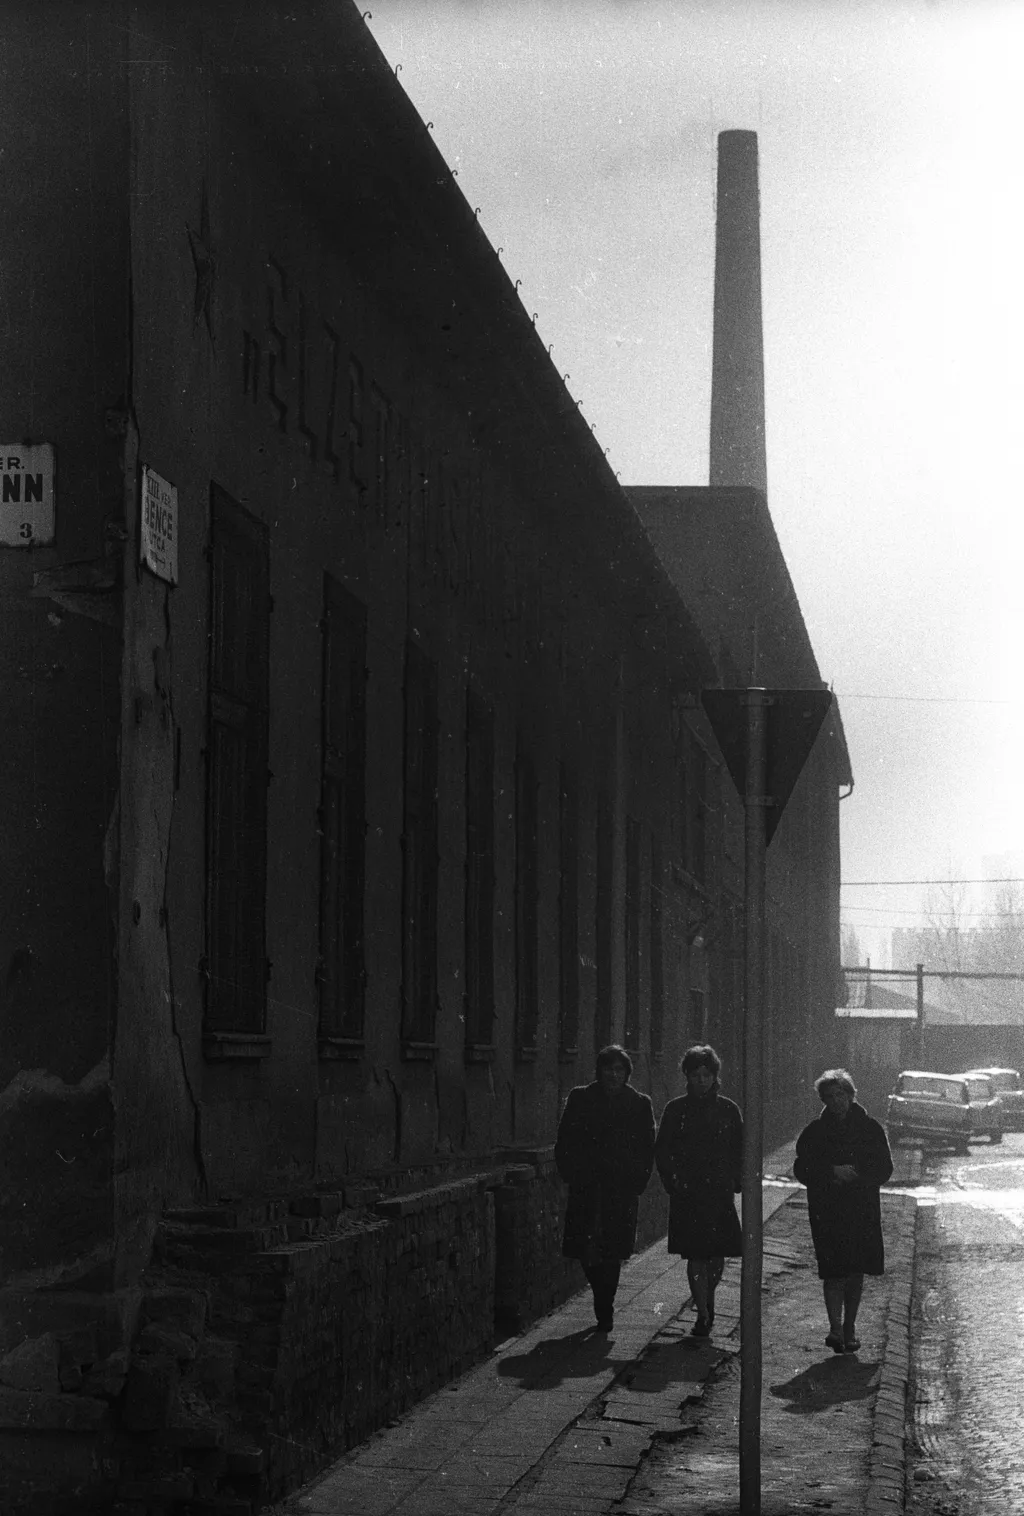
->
[916,962,925,1064]
[702,686,832,1516]
[739,689,767,1514]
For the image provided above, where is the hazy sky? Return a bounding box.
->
[365,0,1024,963]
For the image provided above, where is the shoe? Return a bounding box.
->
[595,1314,613,1332]
[825,1333,846,1354]
[691,1317,712,1338]
[843,1337,860,1353]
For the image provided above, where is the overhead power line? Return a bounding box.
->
[842,905,1024,918]
[840,694,1016,705]
[842,878,1024,887]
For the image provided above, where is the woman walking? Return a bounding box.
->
[555,1044,656,1331]
[655,1045,742,1337]
[793,1068,893,1354]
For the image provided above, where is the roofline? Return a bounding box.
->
[176,3,717,688]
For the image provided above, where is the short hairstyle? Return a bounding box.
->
[815,1068,857,1101]
[681,1043,721,1079]
[596,1043,633,1078]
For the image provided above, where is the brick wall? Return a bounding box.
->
[0,1159,670,1514]
[493,1147,672,1334]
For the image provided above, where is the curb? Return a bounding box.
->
[864,1190,918,1515]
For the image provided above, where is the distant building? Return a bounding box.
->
[0,8,849,1511]
[891,927,1024,1023]
[839,966,1024,1106]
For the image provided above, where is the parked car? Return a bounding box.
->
[885,1069,1002,1151]
[963,1067,1024,1131]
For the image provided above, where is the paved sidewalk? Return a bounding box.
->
[277,1142,918,1516]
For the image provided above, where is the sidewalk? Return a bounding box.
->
[276,1143,918,1516]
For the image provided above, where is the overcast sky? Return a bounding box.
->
[365,0,1024,963]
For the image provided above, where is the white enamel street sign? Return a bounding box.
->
[0,444,56,546]
[140,465,178,585]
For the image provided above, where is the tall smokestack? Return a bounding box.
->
[709,130,767,494]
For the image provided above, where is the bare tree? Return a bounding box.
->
[841,923,862,968]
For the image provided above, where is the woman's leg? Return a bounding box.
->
[687,1259,712,1331]
[707,1256,725,1320]
[842,1273,864,1347]
[583,1259,621,1328]
[823,1277,846,1347]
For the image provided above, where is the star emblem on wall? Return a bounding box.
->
[187,185,217,349]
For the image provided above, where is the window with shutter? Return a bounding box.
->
[649,835,665,1060]
[204,486,270,1042]
[594,789,613,1051]
[514,747,539,1058]
[318,576,367,1052]
[464,687,495,1056]
[624,815,640,1052]
[558,763,579,1057]
[401,639,439,1050]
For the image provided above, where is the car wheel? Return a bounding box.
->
[954,1138,970,1155]
[990,1130,1003,1144]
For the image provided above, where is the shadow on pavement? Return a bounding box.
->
[768,1356,882,1413]
[614,1335,731,1392]
[497,1327,629,1387]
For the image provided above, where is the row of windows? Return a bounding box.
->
[202,487,693,1061]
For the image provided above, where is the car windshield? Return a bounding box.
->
[984,1071,1019,1093]
[896,1074,967,1102]
[964,1078,992,1101]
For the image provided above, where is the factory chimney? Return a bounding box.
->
[709,130,767,494]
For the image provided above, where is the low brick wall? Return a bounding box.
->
[493,1155,580,1332]
[0,1160,671,1513]
[225,1174,500,1498]
[493,1147,672,1333]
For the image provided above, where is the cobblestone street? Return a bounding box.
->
[906,1134,1024,1516]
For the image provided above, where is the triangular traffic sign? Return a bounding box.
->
[701,689,833,844]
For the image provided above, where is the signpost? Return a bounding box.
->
[701,687,833,1516]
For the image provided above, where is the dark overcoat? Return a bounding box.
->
[655,1091,743,1258]
[793,1102,893,1278]
[554,1082,656,1262]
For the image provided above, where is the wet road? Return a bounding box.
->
[906,1132,1024,1515]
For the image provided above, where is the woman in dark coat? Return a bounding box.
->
[655,1044,742,1337]
[793,1067,893,1354]
[554,1044,656,1331]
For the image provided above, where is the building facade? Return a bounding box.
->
[0,7,849,1511]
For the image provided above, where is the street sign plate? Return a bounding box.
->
[701,688,833,844]
[0,444,55,546]
[140,465,178,585]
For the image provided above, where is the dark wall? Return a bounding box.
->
[0,5,127,1289]
[114,16,712,1211]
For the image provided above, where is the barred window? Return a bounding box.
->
[204,486,270,1036]
[558,764,580,1055]
[317,576,367,1045]
[649,835,665,1060]
[514,747,539,1056]
[401,640,439,1046]
[624,816,641,1052]
[594,789,613,1051]
[464,688,495,1051]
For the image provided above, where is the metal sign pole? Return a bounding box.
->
[739,688,768,1516]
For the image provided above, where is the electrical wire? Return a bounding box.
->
[839,693,1017,705]
[843,878,1024,887]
